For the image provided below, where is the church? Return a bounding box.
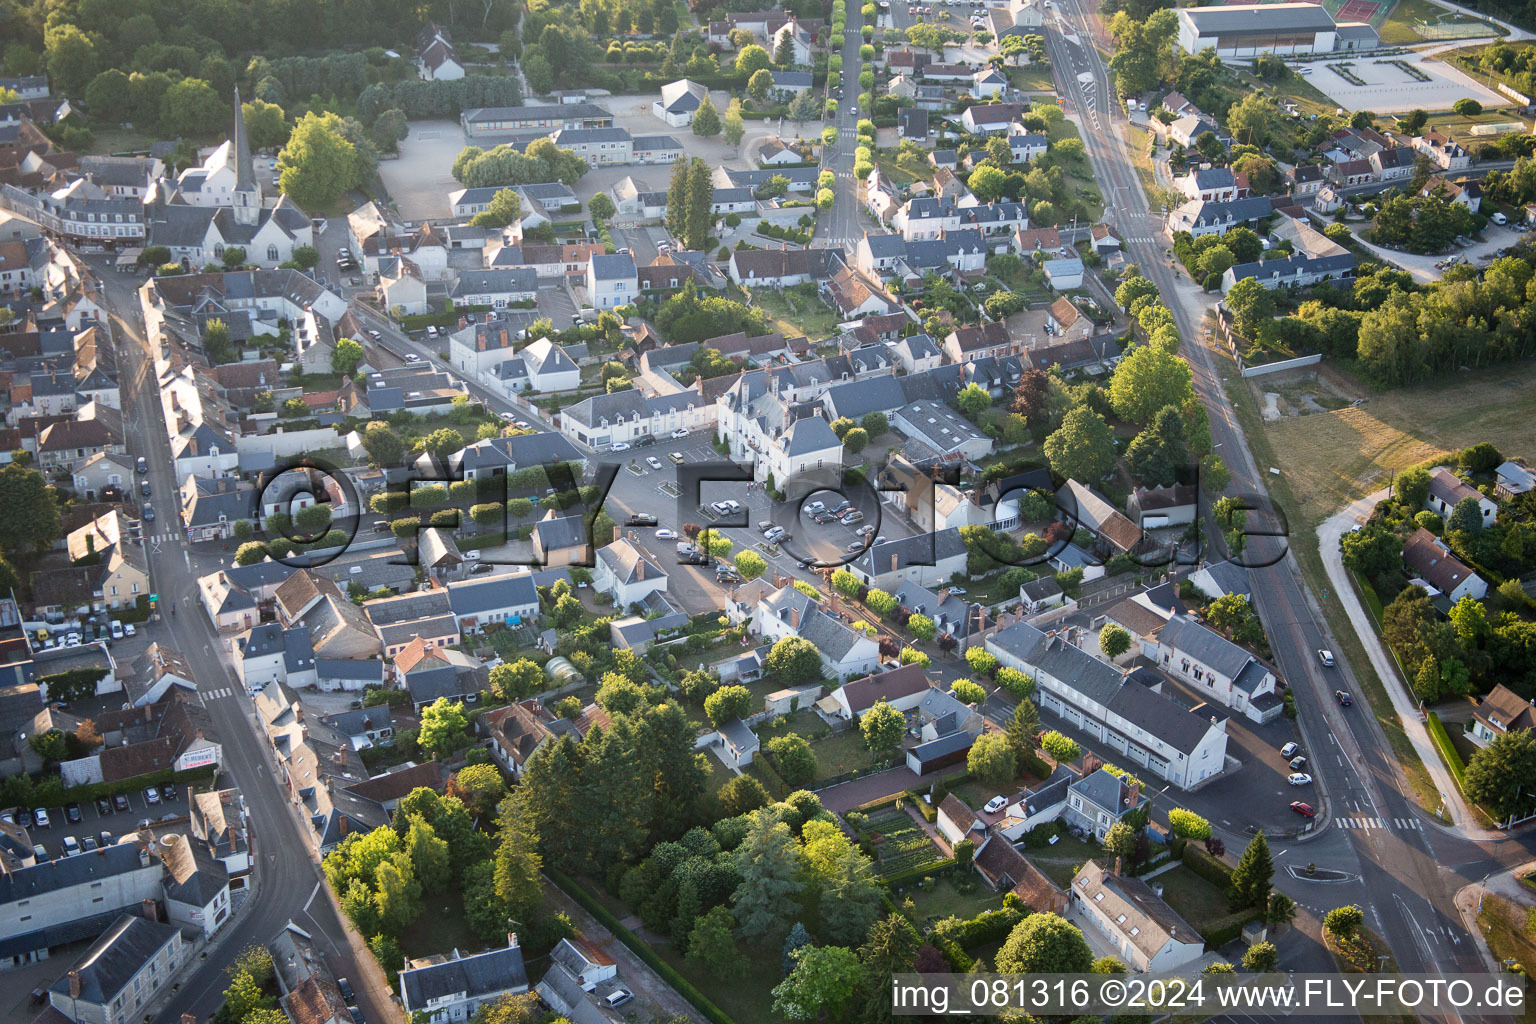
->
[146,89,314,269]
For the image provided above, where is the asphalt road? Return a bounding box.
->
[1042,0,1532,997]
[818,3,867,249]
[86,260,403,1024]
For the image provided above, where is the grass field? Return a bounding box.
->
[752,286,840,340]
[1215,343,1442,820]
[1478,895,1536,1020]
[875,147,934,186]
[1048,118,1105,222]
[1378,0,1501,45]
[400,891,482,959]
[1010,63,1058,93]
[1120,124,1161,208]
[1255,360,1536,528]
[905,876,1006,926]
[1155,865,1232,931]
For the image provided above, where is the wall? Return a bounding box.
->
[1240,353,1322,378]
[236,426,347,460]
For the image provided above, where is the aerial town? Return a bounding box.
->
[0,0,1534,1019]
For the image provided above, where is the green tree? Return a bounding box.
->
[732,809,806,944]
[684,158,715,251]
[404,815,452,894]
[1449,495,1485,535]
[418,698,470,758]
[331,337,365,375]
[235,542,269,566]
[1465,729,1536,821]
[0,464,60,560]
[448,764,506,822]
[1242,941,1280,972]
[278,111,365,211]
[967,732,1018,785]
[768,734,818,785]
[996,912,1094,974]
[1099,623,1132,660]
[361,421,404,468]
[1005,699,1041,760]
[860,699,906,755]
[469,188,523,228]
[801,819,882,945]
[704,684,754,726]
[767,636,822,684]
[693,95,722,137]
[1226,93,1277,148]
[161,78,226,137]
[373,857,422,933]
[1323,904,1364,940]
[956,382,992,420]
[720,774,772,816]
[587,191,616,223]
[423,428,465,463]
[493,803,544,923]
[688,905,747,977]
[1043,407,1116,483]
[748,67,775,102]
[772,945,868,1021]
[1103,820,1137,862]
[907,612,936,642]
[1041,730,1079,762]
[737,44,773,78]
[1395,466,1430,510]
[735,550,767,578]
[45,25,98,95]
[1168,808,1212,840]
[1228,831,1274,911]
[842,427,868,454]
[1224,277,1276,340]
[1109,346,1194,425]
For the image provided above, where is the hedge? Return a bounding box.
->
[547,870,736,1024]
[1203,910,1262,950]
[854,791,907,813]
[400,305,493,331]
[1426,712,1468,792]
[37,667,111,704]
[747,756,791,801]
[1182,843,1233,890]
[930,906,1026,949]
[882,857,955,889]
[32,764,217,809]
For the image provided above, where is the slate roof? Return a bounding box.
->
[161,833,229,906]
[48,915,181,1005]
[400,941,529,1011]
[1181,1,1334,31]
[836,663,931,714]
[1159,614,1263,684]
[535,512,587,552]
[446,573,539,616]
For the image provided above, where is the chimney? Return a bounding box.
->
[507,931,519,949]
[790,606,800,629]
[1113,856,1122,877]
[69,970,81,999]
[141,898,159,922]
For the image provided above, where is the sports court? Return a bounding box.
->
[1306,51,1505,113]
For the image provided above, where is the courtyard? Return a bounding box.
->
[1302,52,1503,114]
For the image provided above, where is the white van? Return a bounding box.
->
[110,620,124,640]
[1492,211,1508,225]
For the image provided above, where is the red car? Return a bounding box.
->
[1290,801,1316,818]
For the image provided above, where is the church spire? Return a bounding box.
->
[231,86,261,226]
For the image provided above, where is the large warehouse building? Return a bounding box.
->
[1176,3,1379,58]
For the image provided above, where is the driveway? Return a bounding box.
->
[542,876,705,1023]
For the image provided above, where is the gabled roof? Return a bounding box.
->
[49,914,181,1005]
[400,939,528,1011]
[1074,860,1202,959]
[1401,527,1481,596]
[836,663,931,714]
[1428,468,1484,508]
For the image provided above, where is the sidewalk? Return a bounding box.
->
[1317,489,1500,839]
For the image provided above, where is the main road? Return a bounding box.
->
[87,260,403,1024]
[819,1,868,248]
[1040,0,1531,999]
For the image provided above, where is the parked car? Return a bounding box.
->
[1317,649,1335,667]
[31,844,47,862]
[1289,801,1316,818]
[1280,742,1300,759]
[425,325,439,338]
[337,978,355,1005]
[646,456,663,470]
[95,798,112,816]
[124,623,135,637]
[113,794,130,813]
[983,795,1007,814]
[1288,773,1313,786]
[32,808,49,829]
[856,524,875,536]
[65,803,82,824]
[111,620,124,640]
[136,457,148,474]
[142,505,155,522]
[1289,755,1308,770]
[764,526,787,543]
[62,835,80,856]
[144,787,161,805]
[161,783,177,801]
[710,500,741,516]
[627,513,658,526]
[804,501,826,515]
[604,989,633,1009]
[611,442,631,452]
[671,428,689,438]
[139,480,151,496]
[81,837,98,853]
[1335,690,1353,706]
[669,451,686,464]
[97,831,112,848]
[655,529,677,540]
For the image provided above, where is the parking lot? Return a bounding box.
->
[14,784,193,861]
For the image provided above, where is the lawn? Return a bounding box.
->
[1478,895,1536,1021]
[1024,835,1101,889]
[653,943,785,1024]
[1047,118,1104,222]
[1378,0,1501,45]
[1255,359,1536,529]
[1155,865,1232,932]
[810,723,883,777]
[400,890,483,959]
[1010,63,1058,94]
[751,286,840,341]
[904,875,1006,927]
[1120,125,1161,208]
[875,147,935,186]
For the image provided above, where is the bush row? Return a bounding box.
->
[1182,842,1233,890]
[930,905,1026,949]
[882,857,956,890]
[33,764,217,809]
[547,870,737,1024]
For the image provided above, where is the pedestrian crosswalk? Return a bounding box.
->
[204,687,235,701]
[1337,816,1422,831]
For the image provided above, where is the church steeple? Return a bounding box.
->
[231,86,262,227]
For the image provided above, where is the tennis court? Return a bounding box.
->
[1336,0,1381,22]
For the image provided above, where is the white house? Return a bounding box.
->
[819,662,934,721]
[653,79,710,127]
[1073,861,1204,972]
[449,268,538,308]
[1470,684,1536,746]
[987,622,1229,790]
[1401,527,1488,603]
[398,935,528,1023]
[1155,614,1281,723]
[586,252,637,309]
[772,17,816,65]
[593,538,669,609]
[445,572,541,634]
[1425,468,1498,525]
[752,584,880,681]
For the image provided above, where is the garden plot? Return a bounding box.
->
[861,808,946,878]
[1305,53,1502,113]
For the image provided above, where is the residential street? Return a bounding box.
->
[1042,0,1533,991]
[818,2,866,249]
[86,260,403,1024]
